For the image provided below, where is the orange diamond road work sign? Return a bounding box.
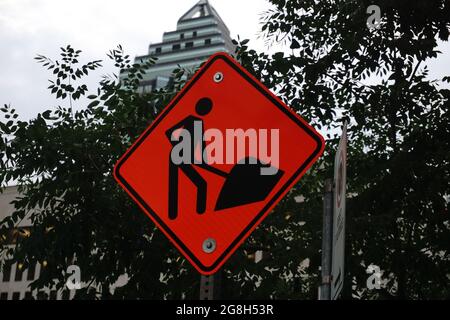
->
[114,52,325,275]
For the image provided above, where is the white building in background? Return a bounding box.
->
[0,186,75,300]
[0,0,234,300]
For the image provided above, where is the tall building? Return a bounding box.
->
[124,0,235,93]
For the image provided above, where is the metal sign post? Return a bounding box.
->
[319,121,347,300]
[319,179,333,300]
[199,272,221,300]
[331,122,347,300]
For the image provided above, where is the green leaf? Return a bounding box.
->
[290,39,300,49]
[87,100,100,108]
[42,110,52,119]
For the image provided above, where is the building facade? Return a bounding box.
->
[0,186,75,300]
[124,0,235,93]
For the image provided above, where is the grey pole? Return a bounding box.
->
[199,272,221,300]
[319,178,333,300]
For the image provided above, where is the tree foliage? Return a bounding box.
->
[1,0,450,299]
[234,0,450,299]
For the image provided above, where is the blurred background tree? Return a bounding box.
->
[233,0,450,299]
[1,0,449,299]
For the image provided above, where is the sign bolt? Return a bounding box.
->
[213,72,224,83]
[202,238,216,253]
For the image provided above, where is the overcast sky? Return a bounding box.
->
[0,0,274,120]
[0,0,449,121]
